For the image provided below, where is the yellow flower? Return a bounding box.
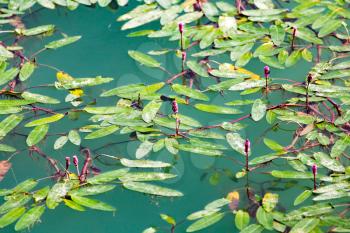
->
[69,89,84,97]
[56,71,74,83]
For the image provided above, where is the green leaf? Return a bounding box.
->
[87,169,129,184]
[0,68,19,86]
[177,144,223,156]
[14,205,45,231]
[295,27,323,44]
[0,114,23,138]
[54,136,68,150]
[122,9,162,30]
[302,48,313,62]
[318,20,342,37]
[120,159,171,168]
[226,133,246,156]
[19,62,35,81]
[165,137,179,154]
[314,152,345,172]
[259,55,284,69]
[136,141,154,159]
[240,224,264,233]
[256,206,273,230]
[294,190,312,206]
[235,210,250,230]
[229,80,265,91]
[251,99,267,121]
[0,195,31,214]
[172,84,209,101]
[143,227,157,233]
[97,0,112,7]
[209,69,249,79]
[285,50,301,67]
[59,76,113,89]
[241,9,286,16]
[68,130,81,145]
[85,125,119,139]
[263,138,284,152]
[12,179,38,193]
[46,182,73,209]
[70,195,115,211]
[128,50,161,68]
[186,212,225,232]
[142,100,162,123]
[284,203,334,221]
[0,45,14,59]
[0,207,25,228]
[0,144,16,152]
[63,199,85,211]
[186,60,209,77]
[271,170,314,179]
[270,25,285,46]
[160,214,176,225]
[45,36,81,49]
[26,124,49,146]
[289,218,320,233]
[22,92,60,104]
[194,104,241,114]
[119,172,176,182]
[69,185,116,196]
[20,25,55,36]
[331,136,350,158]
[123,182,183,197]
[25,114,64,127]
[262,193,278,212]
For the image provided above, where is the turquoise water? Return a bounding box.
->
[1,5,313,233]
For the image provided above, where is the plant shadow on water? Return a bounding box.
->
[1,1,350,233]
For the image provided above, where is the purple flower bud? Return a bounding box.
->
[178,22,184,34]
[264,66,270,79]
[172,100,178,114]
[307,73,312,83]
[182,51,187,61]
[244,139,250,155]
[312,164,317,175]
[65,157,70,170]
[193,2,201,11]
[73,155,79,167]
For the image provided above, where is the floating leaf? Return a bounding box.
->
[289,218,320,233]
[186,212,225,232]
[262,193,278,212]
[0,207,25,229]
[54,136,68,150]
[294,190,312,206]
[45,36,81,49]
[123,182,183,197]
[26,124,49,146]
[0,114,23,138]
[226,133,246,155]
[142,100,162,123]
[136,141,154,159]
[19,62,35,81]
[128,50,161,68]
[22,92,60,104]
[85,125,119,139]
[240,224,264,233]
[194,104,241,114]
[87,169,129,184]
[172,84,209,101]
[314,152,345,172]
[71,195,115,211]
[177,144,223,156]
[120,159,171,168]
[271,170,313,179]
[251,99,267,121]
[235,210,250,230]
[256,207,273,230]
[14,205,45,231]
[46,182,73,209]
[25,114,64,127]
[69,185,116,196]
[68,130,81,145]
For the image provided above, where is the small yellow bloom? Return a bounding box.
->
[56,71,74,83]
[69,89,84,97]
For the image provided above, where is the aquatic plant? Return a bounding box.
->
[0,0,349,232]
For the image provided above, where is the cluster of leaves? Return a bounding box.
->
[0,0,350,232]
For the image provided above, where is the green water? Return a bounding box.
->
[1,5,313,233]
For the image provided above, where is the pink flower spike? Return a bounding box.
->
[182,51,187,61]
[307,73,313,83]
[312,164,317,175]
[172,100,179,114]
[178,22,184,34]
[65,157,70,170]
[73,155,79,167]
[244,139,250,155]
[264,66,270,79]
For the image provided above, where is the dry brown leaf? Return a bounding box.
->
[0,160,11,182]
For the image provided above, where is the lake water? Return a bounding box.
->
[1,4,313,233]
